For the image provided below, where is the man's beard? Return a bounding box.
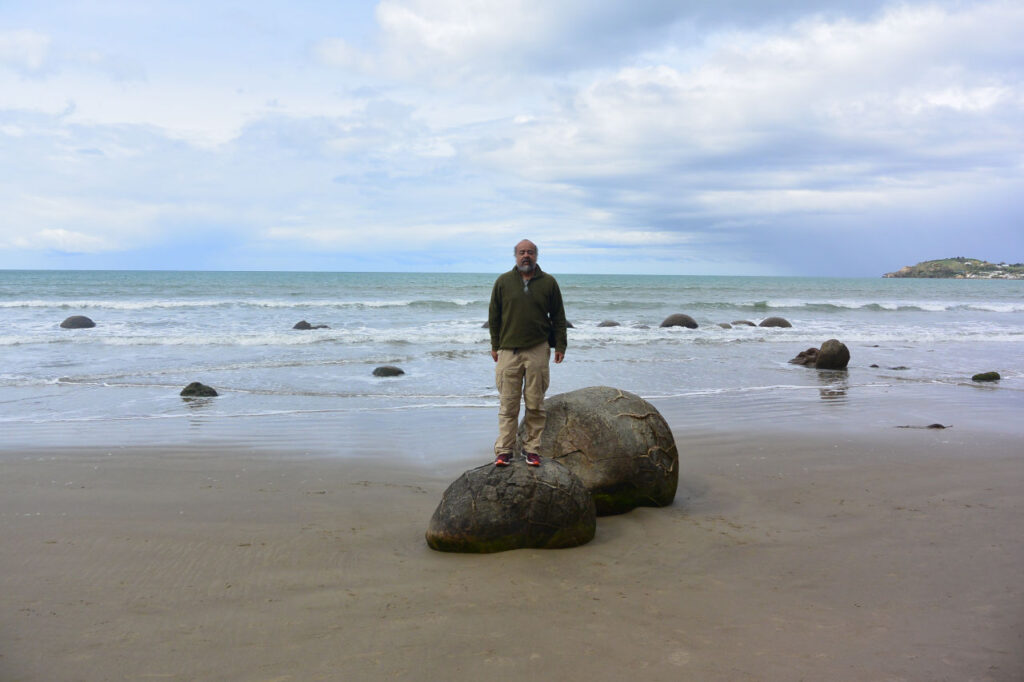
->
[517,260,536,273]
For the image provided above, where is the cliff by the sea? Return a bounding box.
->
[883,257,1024,279]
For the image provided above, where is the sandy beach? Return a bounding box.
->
[2,424,1021,682]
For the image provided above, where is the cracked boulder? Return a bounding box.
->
[520,386,678,516]
[426,460,595,553]
[789,347,819,366]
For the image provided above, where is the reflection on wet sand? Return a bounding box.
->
[817,369,848,402]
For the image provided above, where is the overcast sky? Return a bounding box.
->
[1,1,1021,276]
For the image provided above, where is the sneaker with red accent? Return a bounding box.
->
[494,452,513,467]
[524,452,541,466]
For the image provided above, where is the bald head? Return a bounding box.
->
[514,240,538,273]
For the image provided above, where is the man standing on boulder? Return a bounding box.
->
[489,239,567,467]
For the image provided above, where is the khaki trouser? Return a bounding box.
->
[494,341,551,456]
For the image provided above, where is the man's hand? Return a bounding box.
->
[491,350,499,362]
[554,351,564,364]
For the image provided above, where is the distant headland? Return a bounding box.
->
[883,257,1024,279]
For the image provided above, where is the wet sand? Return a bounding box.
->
[2,426,1022,681]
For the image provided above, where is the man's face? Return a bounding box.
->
[515,242,537,273]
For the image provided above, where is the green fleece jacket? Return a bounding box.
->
[488,266,567,353]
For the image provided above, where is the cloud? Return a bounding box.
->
[326,0,908,80]
[1,1,1022,275]
[0,191,164,254]
[371,0,679,74]
[0,29,51,73]
[480,3,1024,223]
[12,228,112,253]
[315,37,376,73]
[263,219,511,249]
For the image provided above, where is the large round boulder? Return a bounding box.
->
[597,320,620,327]
[180,382,218,397]
[372,365,405,377]
[816,339,850,370]
[426,460,596,553]
[60,315,95,329]
[972,371,1000,382]
[521,386,678,515]
[660,313,698,329]
[759,316,792,328]
[732,320,756,326]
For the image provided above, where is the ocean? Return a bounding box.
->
[2,270,1022,455]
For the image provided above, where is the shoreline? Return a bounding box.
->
[2,427,1022,681]
[5,370,1023,455]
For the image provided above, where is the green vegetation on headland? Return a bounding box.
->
[883,257,1024,279]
